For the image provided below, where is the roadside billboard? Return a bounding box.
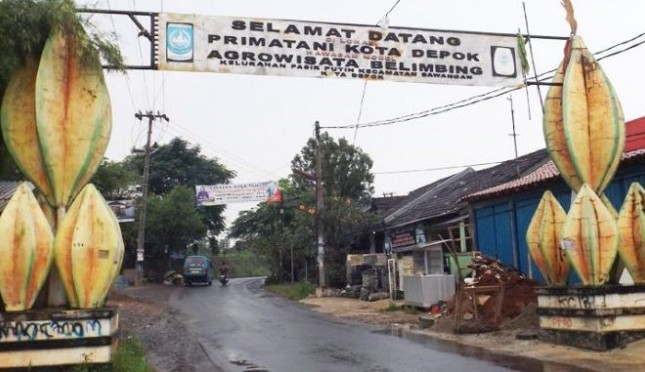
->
[108,200,135,223]
[196,181,281,206]
[158,13,523,87]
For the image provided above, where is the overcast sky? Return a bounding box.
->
[76,0,645,228]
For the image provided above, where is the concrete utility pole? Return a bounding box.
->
[315,121,326,289]
[134,110,169,286]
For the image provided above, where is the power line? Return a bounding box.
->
[384,0,404,19]
[322,31,645,130]
[374,161,503,175]
[162,121,279,180]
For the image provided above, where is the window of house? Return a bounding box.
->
[426,220,474,252]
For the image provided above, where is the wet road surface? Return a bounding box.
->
[170,277,523,372]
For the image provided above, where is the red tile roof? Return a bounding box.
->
[466,133,645,201]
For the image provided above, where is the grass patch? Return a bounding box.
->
[69,337,152,372]
[265,282,316,301]
[382,301,401,312]
[112,338,153,371]
[402,305,422,315]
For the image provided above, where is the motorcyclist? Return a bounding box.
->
[219,262,229,285]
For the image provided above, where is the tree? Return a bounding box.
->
[291,132,374,204]
[124,138,235,195]
[0,0,123,178]
[291,132,377,286]
[91,159,139,199]
[123,137,235,232]
[143,186,207,264]
[231,134,377,286]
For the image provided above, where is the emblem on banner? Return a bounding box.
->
[491,46,517,78]
[167,22,194,62]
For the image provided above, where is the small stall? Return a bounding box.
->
[401,240,455,308]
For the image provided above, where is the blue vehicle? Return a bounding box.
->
[183,255,214,286]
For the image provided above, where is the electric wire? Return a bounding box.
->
[100,0,143,157]
[523,1,545,112]
[163,120,279,180]
[384,0,404,19]
[375,161,503,175]
[132,0,148,108]
[352,81,368,146]
[322,31,645,130]
[349,0,406,147]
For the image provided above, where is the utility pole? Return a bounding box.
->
[315,121,326,290]
[508,95,520,176]
[134,110,169,286]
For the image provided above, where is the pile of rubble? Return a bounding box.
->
[451,254,538,333]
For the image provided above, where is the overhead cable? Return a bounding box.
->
[323,31,645,130]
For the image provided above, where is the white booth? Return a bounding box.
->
[401,240,455,308]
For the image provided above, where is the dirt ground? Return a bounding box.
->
[301,296,645,372]
[108,284,219,372]
[111,284,645,372]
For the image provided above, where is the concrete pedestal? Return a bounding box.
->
[0,307,119,369]
[536,286,645,350]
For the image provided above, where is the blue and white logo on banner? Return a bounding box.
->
[167,23,194,62]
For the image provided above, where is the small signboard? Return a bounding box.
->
[107,200,135,223]
[158,13,523,87]
[391,230,417,253]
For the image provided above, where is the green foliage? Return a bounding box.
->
[68,337,152,371]
[231,134,377,286]
[124,138,235,196]
[111,338,154,371]
[123,138,234,233]
[382,301,401,312]
[218,248,271,278]
[0,0,125,179]
[209,236,219,255]
[91,159,139,200]
[265,281,316,301]
[291,132,374,203]
[144,186,207,259]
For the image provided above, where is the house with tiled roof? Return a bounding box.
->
[465,117,645,283]
[371,148,551,259]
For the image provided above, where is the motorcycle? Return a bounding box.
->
[219,274,228,286]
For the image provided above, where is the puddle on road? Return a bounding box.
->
[372,326,592,372]
[229,354,270,372]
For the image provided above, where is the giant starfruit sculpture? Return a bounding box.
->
[0,183,54,311]
[35,30,112,209]
[1,29,111,210]
[527,191,570,286]
[561,185,618,286]
[617,183,645,284]
[0,27,123,309]
[0,58,54,203]
[55,184,124,308]
[534,0,626,286]
[543,36,625,195]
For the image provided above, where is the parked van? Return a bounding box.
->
[183,255,214,285]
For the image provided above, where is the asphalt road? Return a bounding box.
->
[169,277,518,372]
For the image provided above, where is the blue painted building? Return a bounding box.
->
[466,147,645,283]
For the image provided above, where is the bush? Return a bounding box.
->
[112,338,153,371]
[265,282,316,301]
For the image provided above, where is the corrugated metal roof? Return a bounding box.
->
[466,147,645,201]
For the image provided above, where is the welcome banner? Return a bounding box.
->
[158,13,523,87]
